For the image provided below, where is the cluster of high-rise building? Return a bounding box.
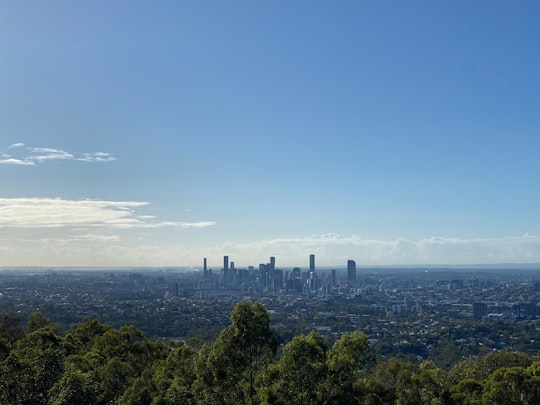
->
[200,254,357,293]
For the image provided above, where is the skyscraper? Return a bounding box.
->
[268,256,276,291]
[347,259,356,286]
[223,255,229,283]
[203,257,207,279]
[309,254,315,272]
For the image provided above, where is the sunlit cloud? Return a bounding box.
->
[0,143,115,165]
[0,197,217,266]
[0,158,35,166]
[0,198,216,230]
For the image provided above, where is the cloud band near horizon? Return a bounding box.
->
[0,198,538,267]
[210,233,540,267]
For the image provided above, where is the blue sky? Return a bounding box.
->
[1,1,540,268]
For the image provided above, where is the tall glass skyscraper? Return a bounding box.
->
[223,255,229,283]
[347,259,356,286]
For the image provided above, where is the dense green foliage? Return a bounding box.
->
[0,302,539,404]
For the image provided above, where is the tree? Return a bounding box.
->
[264,331,328,405]
[526,362,540,403]
[449,378,483,405]
[152,343,197,405]
[192,344,219,404]
[117,370,155,405]
[95,356,135,404]
[62,318,113,356]
[469,350,532,381]
[322,331,371,404]
[0,315,24,360]
[193,301,277,405]
[482,366,535,405]
[27,312,57,333]
[0,325,64,404]
[414,360,449,405]
[365,358,417,405]
[47,365,97,405]
[0,314,24,348]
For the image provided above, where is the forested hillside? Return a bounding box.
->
[1,301,539,404]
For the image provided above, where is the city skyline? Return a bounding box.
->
[2,2,540,267]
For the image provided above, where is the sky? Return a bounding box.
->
[1,1,540,268]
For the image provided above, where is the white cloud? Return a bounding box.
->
[1,230,539,268]
[0,197,217,266]
[142,221,218,229]
[0,199,537,267]
[0,143,115,165]
[210,233,540,267]
[183,221,217,228]
[57,234,122,242]
[79,152,116,162]
[29,147,74,161]
[0,198,216,230]
[0,158,35,166]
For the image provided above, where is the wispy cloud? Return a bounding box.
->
[0,198,216,230]
[0,143,115,165]
[80,151,116,162]
[0,157,35,166]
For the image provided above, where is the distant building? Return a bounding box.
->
[449,279,464,290]
[268,257,276,291]
[274,268,283,290]
[514,302,538,318]
[309,254,315,273]
[331,269,337,286]
[223,256,229,283]
[473,302,488,320]
[292,267,301,279]
[347,259,356,286]
[308,271,317,291]
[203,257,208,279]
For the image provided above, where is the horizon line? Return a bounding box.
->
[2,263,540,271]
